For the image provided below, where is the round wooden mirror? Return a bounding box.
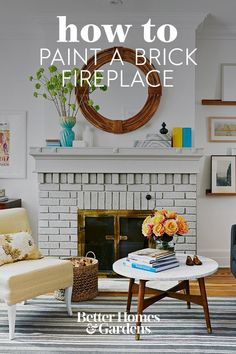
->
[76,47,162,134]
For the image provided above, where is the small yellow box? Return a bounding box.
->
[172,128,182,147]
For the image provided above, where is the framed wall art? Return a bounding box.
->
[211,155,236,193]
[0,110,27,178]
[209,117,236,142]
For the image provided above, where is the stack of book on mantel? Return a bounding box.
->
[46,139,61,147]
[124,248,179,273]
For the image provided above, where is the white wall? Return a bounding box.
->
[196,36,236,266]
[0,34,45,238]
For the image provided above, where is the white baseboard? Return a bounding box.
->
[198,249,230,267]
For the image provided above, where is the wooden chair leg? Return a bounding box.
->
[6,304,16,340]
[198,277,212,334]
[64,286,73,317]
[126,278,134,314]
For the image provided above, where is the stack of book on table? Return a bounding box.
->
[124,248,179,273]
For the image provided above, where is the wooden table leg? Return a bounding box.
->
[135,280,146,340]
[198,277,212,334]
[126,278,135,314]
[185,280,191,309]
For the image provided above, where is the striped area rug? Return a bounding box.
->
[0,296,236,353]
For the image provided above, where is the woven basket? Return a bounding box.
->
[55,252,98,302]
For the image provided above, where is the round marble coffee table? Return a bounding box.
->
[113,254,218,340]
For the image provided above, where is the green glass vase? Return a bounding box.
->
[156,233,174,251]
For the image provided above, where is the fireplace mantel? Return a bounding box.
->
[30,147,204,174]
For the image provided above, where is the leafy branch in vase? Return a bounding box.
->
[29,65,107,118]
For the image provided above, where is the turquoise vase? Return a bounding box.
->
[59,116,76,147]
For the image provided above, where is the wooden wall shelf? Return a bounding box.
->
[202,99,236,106]
[206,189,236,196]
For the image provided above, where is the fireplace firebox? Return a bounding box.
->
[78,210,154,276]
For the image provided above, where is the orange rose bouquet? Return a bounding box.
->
[142,209,189,250]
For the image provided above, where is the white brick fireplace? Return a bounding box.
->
[30,147,203,258]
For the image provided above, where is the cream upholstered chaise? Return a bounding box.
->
[0,208,73,340]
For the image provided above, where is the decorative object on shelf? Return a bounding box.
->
[72,140,87,148]
[160,122,168,135]
[209,117,236,142]
[29,66,107,147]
[172,127,182,147]
[142,209,189,251]
[182,128,192,147]
[211,155,236,193]
[134,131,171,148]
[59,116,76,147]
[172,127,192,148]
[0,111,26,178]
[83,125,94,147]
[77,47,162,134]
[221,64,236,101]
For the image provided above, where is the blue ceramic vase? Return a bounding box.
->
[59,116,76,147]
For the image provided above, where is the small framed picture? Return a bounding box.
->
[209,117,236,142]
[0,110,27,178]
[211,155,236,193]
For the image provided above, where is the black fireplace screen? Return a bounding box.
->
[78,210,150,276]
[85,216,115,272]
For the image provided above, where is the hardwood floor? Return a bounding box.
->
[190,268,236,297]
[98,268,236,297]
